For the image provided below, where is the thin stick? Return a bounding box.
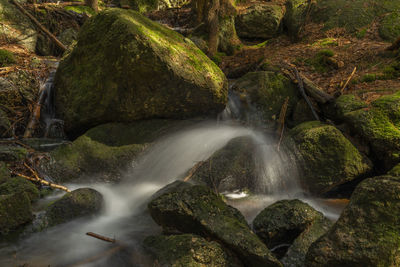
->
[10,0,67,52]
[183,161,205,182]
[86,232,116,243]
[33,2,86,8]
[11,172,71,192]
[276,97,289,151]
[24,162,40,181]
[293,67,320,121]
[340,67,357,93]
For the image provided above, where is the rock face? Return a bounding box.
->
[235,3,284,39]
[54,9,227,136]
[287,121,372,195]
[252,199,323,249]
[148,181,282,267]
[45,188,103,226]
[231,71,298,128]
[40,120,193,183]
[306,176,400,266]
[191,136,257,193]
[143,234,243,267]
[0,192,32,235]
[0,0,37,51]
[284,0,315,39]
[343,91,400,170]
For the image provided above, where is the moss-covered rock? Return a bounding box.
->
[284,0,316,40]
[54,9,227,136]
[343,92,400,170]
[311,0,400,33]
[235,3,284,39]
[40,120,192,183]
[287,121,372,195]
[305,175,400,266]
[252,199,323,249]
[0,145,27,162]
[0,0,37,51]
[0,162,10,184]
[323,94,368,122]
[148,181,282,267]
[0,192,32,235]
[0,177,39,203]
[0,49,16,67]
[191,136,257,193]
[231,71,299,128]
[281,215,332,267]
[379,11,400,42]
[0,108,10,137]
[388,163,400,176]
[143,234,243,267]
[45,188,103,226]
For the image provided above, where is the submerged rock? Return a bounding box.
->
[143,234,243,267]
[252,199,323,249]
[45,188,103,226]
[191,136,257,193]
[0,192,32,235]
[305,176,400,266]
[148,181,282,267]
[40,120,194,183]
[235,3,284,39]
[231,71,299,128]
[287,121,372,195]
[54,9,227,136]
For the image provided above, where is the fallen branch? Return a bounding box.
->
[86,232,116,243]
[300,74,334,104]
[12,171,71,192]
[33,2,86,8]
[183,161,206,182]
[340,66,357,93]
[10,0,67,52]
[276,97,289,151]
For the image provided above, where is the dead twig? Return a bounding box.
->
[86,232,116,243]
[183,161,206,182]
[11,171,71,192]
[340,67,357,93]
[276,97,289,151]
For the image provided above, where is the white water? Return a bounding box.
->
[0,121,343,266]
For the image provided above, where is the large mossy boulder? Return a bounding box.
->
[40,120,191,183]
[148,181,282,267]
[311,0,400,33]
[54,9,227,136]
[343,91,400,170]
[252,200,324,249]
[191,136,257,193]
[0,177,39,203]
[143,234,243,267]
[305,175,400,266]
[287,121,372,195]
[231,71,299,128]
[235,3,284,39]
[0,162,9,184]
[284,0,316,40]
[0,0,37,51]
[0,192,32,235]
[45,188,103,226]
[379,11,400,42]
[323,94,368,122]
[0,145,27,162]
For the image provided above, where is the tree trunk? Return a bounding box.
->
[85,0,98,12]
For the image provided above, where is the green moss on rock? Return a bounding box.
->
[0,146,27,162]
[54,9,227,136]
[0,192,32,235]
[46,188,103,226]
[148,181,282,267]
[388,163,400,176]
[143,234,243,267]
[287,121,372,195]
[0,49,15,67]
[284,0,315,40]
[0,177,39,202]
[379,11,400,42]
[0,162,10,184]
[305,175,400,266]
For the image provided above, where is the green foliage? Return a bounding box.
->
[311,38,338,47]
[305,49,335,73]
[379,11,400,42]
[64,6,96,15]
[0,49,16,67]
[361,73,377,83]
[356,28,367,39]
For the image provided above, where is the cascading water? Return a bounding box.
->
[0,97,344,266]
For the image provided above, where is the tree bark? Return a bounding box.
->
[85,0,98,12]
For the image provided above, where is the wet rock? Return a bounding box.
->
[191,136,257,193]
[148,181,282,267]
[305,175,400,266]
[281,216,332,267]
[0,177,39,203]
[284,0,316,40]
[287,121,372,195]
[343,91,400,170]
[231,71,299,128]
[235,3,284,39]
[0,0,37,51]
[252,199,323,249]
[54,9,227,136]
[0,192,32,235]
[143,234,243,267]
[0,145,27,162]
[45,188,103,227]
[40,120,192,183]
[311,0,400,33]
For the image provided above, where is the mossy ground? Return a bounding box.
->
[0,49,15,67]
